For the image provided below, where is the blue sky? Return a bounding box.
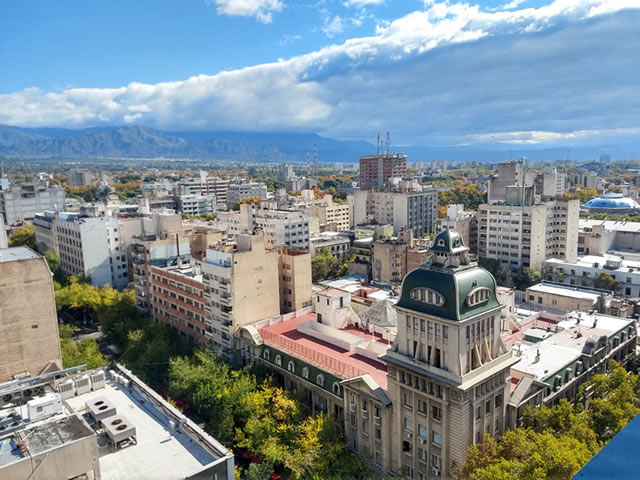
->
[1,0,639,146]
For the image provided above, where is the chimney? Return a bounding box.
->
[534,349,541,363]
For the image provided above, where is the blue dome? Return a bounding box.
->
[584,192,640,211]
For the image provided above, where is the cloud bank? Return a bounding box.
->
[1,0,639,146]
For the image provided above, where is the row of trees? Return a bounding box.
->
[438,182,487,213]
[455,361,640,479]
[168,350,370,479]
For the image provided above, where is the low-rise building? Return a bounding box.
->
[545,254,640,298]
[0,365,234,480]
[176,194,216,216]
[578,219,640,256]
[310,231,352,259]
[372,228,430,286]
[507,312,636,427]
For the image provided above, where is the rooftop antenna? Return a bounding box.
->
[386,131,390,154]
[306,152,311,173]
[376,132,381,154]
[313,144,318,177]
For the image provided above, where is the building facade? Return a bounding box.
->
[0,247,62,381]
[227,182,268,205]
[436,205,478,254]
[1,183,65,226]
[254,209,310,251]
[359,153,408,189]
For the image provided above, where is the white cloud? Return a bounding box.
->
[344,0,384,6]
[1,0,640,147]
[322,15,344,37]
[207,0,283,23]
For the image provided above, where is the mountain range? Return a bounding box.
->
[0,124,637,164]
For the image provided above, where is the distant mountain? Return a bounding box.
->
[0,125,373,163]
[0,124,637,163]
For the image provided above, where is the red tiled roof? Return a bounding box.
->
[259,313,388,390]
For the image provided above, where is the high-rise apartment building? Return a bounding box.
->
[359,153,408,189]
[0,247,62,381]
[67,169,93,187]
[353,189,438,236]
[477,198,579,269]
[1,183,65,226]
[54,212,129,288]
[201,233,281,358]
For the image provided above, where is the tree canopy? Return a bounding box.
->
[8,224,36,250]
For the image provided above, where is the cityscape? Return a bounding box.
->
[1,1,640,480]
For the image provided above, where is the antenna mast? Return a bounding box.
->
[313,144,318,177]
[386,131,390,154]
[376,132,381,154]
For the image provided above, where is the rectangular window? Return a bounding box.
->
[404,392,413,408]
[418,424,427,439]
[486,400,491,414]
[432,405,442,421]
[432,431,442,447]
[405,417,413,433]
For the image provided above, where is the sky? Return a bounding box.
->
[1,0,639,147]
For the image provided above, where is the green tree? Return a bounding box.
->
[8,224,36,249]
[312,247,340,282]
[594,272,619,292]
[563,187,598,204]
[44,250,66,283]
[59,325,107,369]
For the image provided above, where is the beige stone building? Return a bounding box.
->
[436,205,478,254]
[279,247,312,313]
[0,247,62,381]
[372,228,430,286]
[201,232,281,358]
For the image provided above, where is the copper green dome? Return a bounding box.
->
[397,230,501,321]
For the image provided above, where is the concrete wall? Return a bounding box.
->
[0,254,62,381]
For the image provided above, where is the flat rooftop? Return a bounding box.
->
[259,313,389,390]
[579,218,640,233]
[547,254,640,270]
[66,375,222,480]
[0,247,40,263]
[0,366,232,480]
[527,283,606,301]
[511,312,633,381]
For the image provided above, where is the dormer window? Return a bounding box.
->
[410,288,445,307]
[466,287,492,307]
[437,239,445,247]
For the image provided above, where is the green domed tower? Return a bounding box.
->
[382,229,517,477]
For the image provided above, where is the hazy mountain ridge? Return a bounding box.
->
[0,125,636,163]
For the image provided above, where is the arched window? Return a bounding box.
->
[317,374,325,386]
[287,361,295,373]
[263,350,270,361]
[275,355,282,367]
[466,288,492,307]
[410,288,445,307]
[302,367,309,379]
[332,382,341,396]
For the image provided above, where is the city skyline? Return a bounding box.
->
[1,0,639,148]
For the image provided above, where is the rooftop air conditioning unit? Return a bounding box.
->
[57,379,76,400]
[103,414,136,448]
[90,371,106,390]
[405,431,413,439]
[86,396,117,422]
[75,375,91,395]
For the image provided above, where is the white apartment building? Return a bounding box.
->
[477,199,579,270]
[254,208,310,250]
[226,182,268,205]
[292,192,352,232]
[353,189,438,236]
[1,184,65,225]
[545,254,640,298]
[54,212,129,289]
[176,175,229,209]
[176,194,216,216]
